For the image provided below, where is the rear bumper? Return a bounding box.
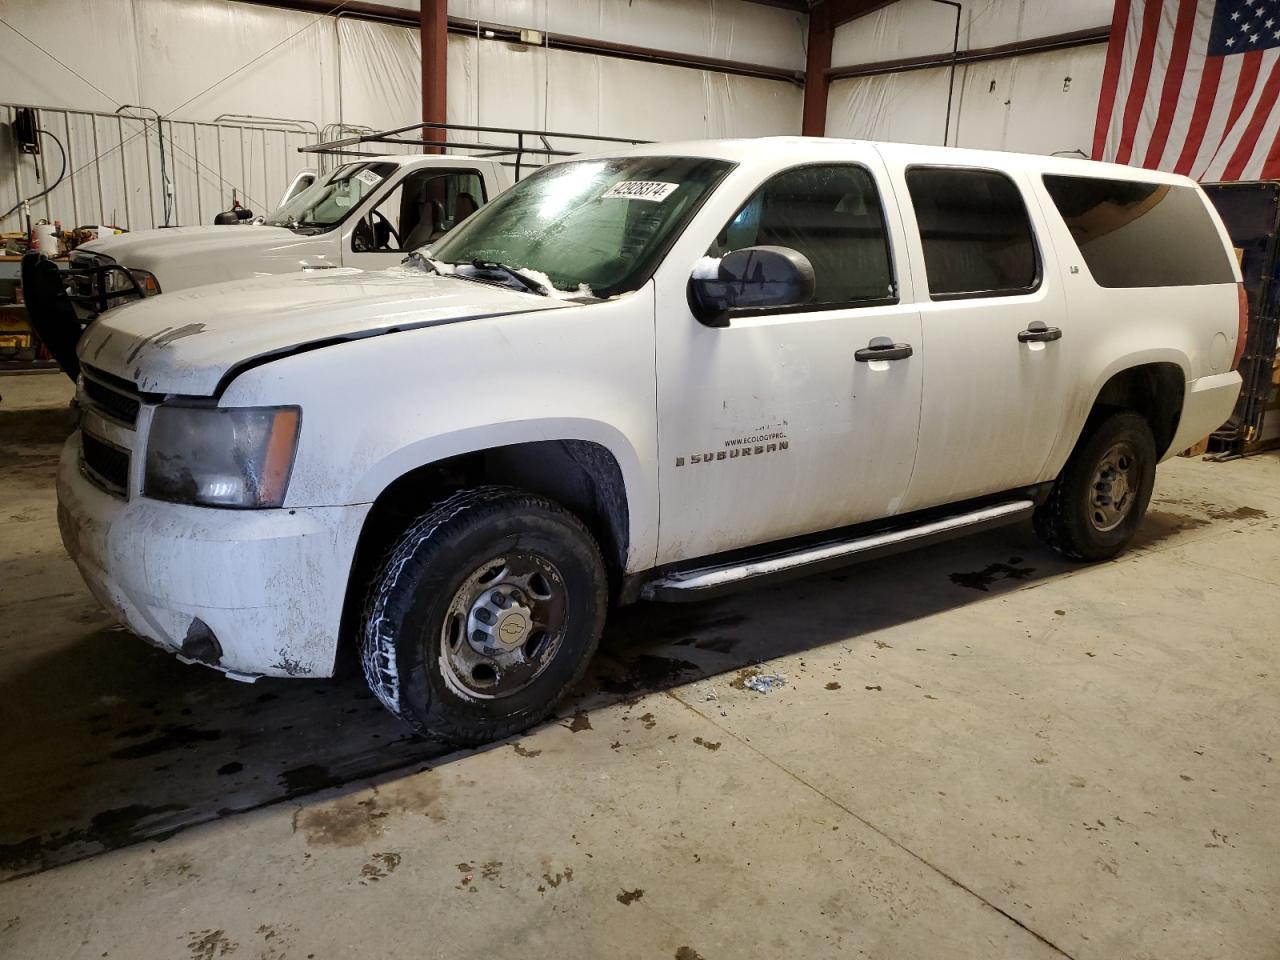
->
[1165,371,1243,459]
[56,433,370,678]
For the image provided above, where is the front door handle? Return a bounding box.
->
[1018,321,1062,343]
[855,337,913,362]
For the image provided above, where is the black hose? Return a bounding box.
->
[1,127,67,224]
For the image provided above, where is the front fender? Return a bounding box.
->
[220,286,661,571]
[351,418,654,570]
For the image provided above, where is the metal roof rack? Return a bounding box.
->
[299,120,650,179]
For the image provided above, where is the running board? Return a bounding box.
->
[641,500,1035,602]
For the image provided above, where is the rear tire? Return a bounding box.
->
[359,486,607,745]
[1033,410,1157,562]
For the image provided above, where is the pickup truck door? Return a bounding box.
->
[341,166,489,270]
[653,156,924,564]
[878,156,1071,513]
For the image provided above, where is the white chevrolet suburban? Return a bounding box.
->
[56,137,1245,744]
[69,155,508,293]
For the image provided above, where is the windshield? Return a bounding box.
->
[263,161,395,230]
[428,156,734,298]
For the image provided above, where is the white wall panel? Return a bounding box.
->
[956,45,1106,157]
[826,67,954,147]
[441,36,803,144]
[1,0,803,230]
[447,0,806,71]
[826,43,1107,158]
[337,17,423,132]
[833,0,1113,68]
[130,0,337,123]
[0,0,140,111]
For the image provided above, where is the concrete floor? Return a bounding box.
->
[1,371,1278,960]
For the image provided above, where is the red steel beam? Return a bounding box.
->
[802,4,833,136]
[804,0,901,136]
[420,0,447,152]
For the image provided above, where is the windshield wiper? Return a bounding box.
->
[466,259,550,296]
[404,250,446,275]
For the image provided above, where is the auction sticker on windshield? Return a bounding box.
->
[355,169,384,189]
[602,181,679,202]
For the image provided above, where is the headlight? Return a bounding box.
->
[130,269,161,296]
[103,268,160,296]
[144,406,301,508]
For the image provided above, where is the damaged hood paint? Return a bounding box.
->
[78,266,566,396]
[80,225,339,292]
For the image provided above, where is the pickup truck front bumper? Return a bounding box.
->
[56,432,370,679]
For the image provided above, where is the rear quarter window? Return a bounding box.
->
[1042,175,1236,288]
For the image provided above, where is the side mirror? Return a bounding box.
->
[687,245,816,328]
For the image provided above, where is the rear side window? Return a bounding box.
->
[905,167,1039,299]
[1042,175,1236,288]
[710,163,896,307]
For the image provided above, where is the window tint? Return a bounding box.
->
[1042,175,1235,288]
[905,167,1039,299]
[354,170,486,253]
[709,164,895,306]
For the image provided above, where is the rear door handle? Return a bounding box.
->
[1018,321,1062,343]
[855,337,913,362]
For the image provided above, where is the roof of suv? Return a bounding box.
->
[575,136,1199,187]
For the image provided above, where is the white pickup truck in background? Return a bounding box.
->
[70,155,511,293]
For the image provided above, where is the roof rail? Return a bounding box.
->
[299,120,650,179]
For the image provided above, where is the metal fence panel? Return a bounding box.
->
[1,103,319,232]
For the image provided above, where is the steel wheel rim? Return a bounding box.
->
[1089,440,1138,533]
[438,552,568,700]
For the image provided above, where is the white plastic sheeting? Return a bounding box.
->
[0,0,339,122]
[1,0,803,229]
[408,0,806,71]
[826,45,1106,156]
[826,0,1111,158]
[0,0,803,127]
[831,0,1114,67]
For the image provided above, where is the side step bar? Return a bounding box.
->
[641,500,1035,602]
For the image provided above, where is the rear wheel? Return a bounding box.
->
[360,486,607,745]
[1033,410,1157,561]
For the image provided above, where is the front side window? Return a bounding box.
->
[906,167,1039,299]
[708,163,896,307]
[429,156,733,298]
[352,170,486,253]
[263,161,395,233]
[1042,175,1236,288]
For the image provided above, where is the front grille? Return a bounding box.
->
[82,366,141,427]
[81,433,130,498]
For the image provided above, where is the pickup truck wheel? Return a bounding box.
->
[359,487,606,745]
[1033,410,1157,562]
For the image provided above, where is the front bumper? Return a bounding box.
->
[56,433,370,678]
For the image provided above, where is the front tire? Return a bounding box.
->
[1033,410,1157,562]
[360,486,607,745]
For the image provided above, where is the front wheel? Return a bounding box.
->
[1033,410,1157,561]
[360,487,607,745]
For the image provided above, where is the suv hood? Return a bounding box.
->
[80,225,336,291]
[78,266,568,396]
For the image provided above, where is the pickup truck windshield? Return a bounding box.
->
[428,156,733,299]
[263,161,396,231]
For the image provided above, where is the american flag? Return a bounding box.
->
[1093,0,1280,180]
